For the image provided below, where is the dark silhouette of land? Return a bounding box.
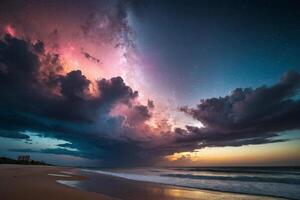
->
[0,156,49,165]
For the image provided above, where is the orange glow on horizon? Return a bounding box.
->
[164,140,300,166]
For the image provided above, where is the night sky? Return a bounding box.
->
[0,0,299,166]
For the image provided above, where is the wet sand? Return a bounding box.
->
[0,164,284,200]
[0,164,111,200]
[61,169,285,200]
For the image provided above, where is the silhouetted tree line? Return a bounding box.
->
[0,157,50,165]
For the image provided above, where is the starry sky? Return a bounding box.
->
[0,0,299,167]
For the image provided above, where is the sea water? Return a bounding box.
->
[82,166,300,199]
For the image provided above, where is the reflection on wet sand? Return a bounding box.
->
[58,172,283,200]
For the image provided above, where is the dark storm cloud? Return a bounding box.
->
[125,105,151,127]
[0,35,137,123]
[1,34,299,166]
[0,35,151,166]
[98,77,138,106]
[179,71,300,147]
[0,130,29,140]
[33,40,45,54]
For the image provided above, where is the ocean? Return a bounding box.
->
[79,166,300,200]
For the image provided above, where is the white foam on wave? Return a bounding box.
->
[82,169,300,200]
[48,173,72,177]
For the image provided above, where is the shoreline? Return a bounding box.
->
[78,169,290,200]
[0,164,112,200]
[0,164,286,200]
[65,167,285,200]
[94,175,288,200]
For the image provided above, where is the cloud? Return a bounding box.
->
[147,100,155,109]
[125,105,151,127]
[0,35,299,166]
[0,35,153,166]
[179,70,300,148]
[0,130,30,140]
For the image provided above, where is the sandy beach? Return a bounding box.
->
[0,164,285,200]
[0,164,111,200]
